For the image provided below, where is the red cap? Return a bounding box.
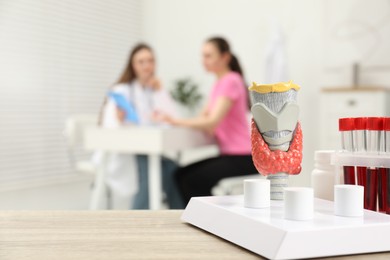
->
[354,117,367,130]
[366,117,384,131]
[384,117,390,131]
[339,118,355,131]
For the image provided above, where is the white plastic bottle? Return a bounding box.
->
[311,150,336,201]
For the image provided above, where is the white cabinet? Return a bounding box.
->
[319,88,390,150]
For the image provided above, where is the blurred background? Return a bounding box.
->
[1,0,390,210]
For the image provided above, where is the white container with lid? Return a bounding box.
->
[334,184,364,217]
[284,187,314,221]
[244,179,270,208]
[311,150,336,201]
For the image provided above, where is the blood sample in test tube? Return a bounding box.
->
[382,117,390,214]
[365,117,383,211]
[378,165,388,213]
[354,117,367,187]
[339,118,356,185]
[377,117,388,213]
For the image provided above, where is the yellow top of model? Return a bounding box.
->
[248,80,300,94]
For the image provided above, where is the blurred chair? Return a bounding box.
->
[63,114,112,209]
[212,174,264,196]
[63,114,98,175]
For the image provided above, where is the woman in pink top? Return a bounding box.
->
[158,37,257,204]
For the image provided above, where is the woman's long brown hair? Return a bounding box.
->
[207,37,249,109]
[207,37,244,79]
[98,43,153,125]
[116,43,153,84]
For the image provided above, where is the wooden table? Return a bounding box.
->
[0,210,389,260]
[84,126,215,210]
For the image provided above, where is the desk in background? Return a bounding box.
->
[84,126,216,209]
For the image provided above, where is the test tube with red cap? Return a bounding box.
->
[339,118,356,185]
[365,117,383,211]
[381,117,390,214]
[354,117,367,187]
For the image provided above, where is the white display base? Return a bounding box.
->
[181,195,390,260]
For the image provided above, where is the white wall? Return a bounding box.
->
[0,0,143,209]
[141,0,390,187]
[0,0,143,185]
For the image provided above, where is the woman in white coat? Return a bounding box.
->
[98,43,184,209]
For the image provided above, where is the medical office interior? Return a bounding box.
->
[1,0,390,211]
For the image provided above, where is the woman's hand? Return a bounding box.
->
[147,77,161,91]
[152,111,177,125]
[116,107,126,122]
[155,96,232,132]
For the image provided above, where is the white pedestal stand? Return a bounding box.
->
[182,195,390,260]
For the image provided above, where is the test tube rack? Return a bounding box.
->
[331,152,390,170]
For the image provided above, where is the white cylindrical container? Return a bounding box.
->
[312,150,336,201]
[284,187,314,221]
[244,179,270,208]
[334,185,364,217]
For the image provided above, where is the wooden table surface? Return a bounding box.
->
[0,210,389,260]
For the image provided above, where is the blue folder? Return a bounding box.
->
[108,92,139,124]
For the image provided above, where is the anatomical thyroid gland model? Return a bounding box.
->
[249,81,303,200]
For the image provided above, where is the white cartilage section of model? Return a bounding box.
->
[251,102,299,151]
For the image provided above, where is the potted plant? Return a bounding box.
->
[170,78,203,117]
